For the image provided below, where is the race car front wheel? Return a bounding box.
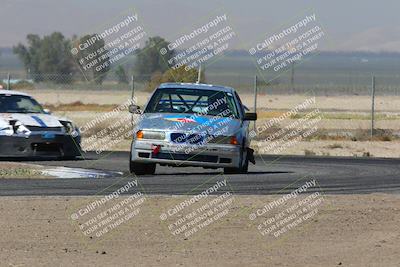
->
[223,147,249,174]
[129,161,156,175]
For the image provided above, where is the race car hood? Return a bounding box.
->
[138,113,241,135]
[0,113,64,127]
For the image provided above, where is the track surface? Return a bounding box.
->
[0,151,399,196]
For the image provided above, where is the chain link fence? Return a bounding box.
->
[1,71,399,140]
[1,71,400,97]
[1,70,398,149]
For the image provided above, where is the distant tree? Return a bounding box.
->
[146,65,198,91]
[38,33,74,83]
[74,34,110,84]
[13,34,43,82]
[115,65,129,84]
[134,36,174,81]
[13,33,74,83]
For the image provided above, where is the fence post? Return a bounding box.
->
[130,75,135,126]
[131,75,135,99]
[7,73,10,90]
[290,62,294,92]
[371,75,375,137]
[253,75,258,131]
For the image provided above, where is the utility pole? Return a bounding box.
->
[131,75,135,99]
[253,75,258,131]
[196,64,202,84]
[7,73,10,90]
[290,62,294,92]
[130,75,135,126]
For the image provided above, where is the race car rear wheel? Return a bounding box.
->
[129,161,156,175]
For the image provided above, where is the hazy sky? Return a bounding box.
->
[1,0,399,52]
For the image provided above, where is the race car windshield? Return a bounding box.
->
[144,88,239,118]
[0,94,44,113]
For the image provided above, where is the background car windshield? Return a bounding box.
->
[0,95,44,113]
[145,88,239,118]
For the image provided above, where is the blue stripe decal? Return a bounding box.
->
[31,115,47,127]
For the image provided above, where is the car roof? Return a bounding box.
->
[0,90,31,97]
[158,83,235,93]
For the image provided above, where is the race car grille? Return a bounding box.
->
[31,143,62,152]
[170,133,186,143]
[152,152,218,163]
[28,126,63,132]
[170,133,204,144]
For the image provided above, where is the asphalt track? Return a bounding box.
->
[0,151,399,196]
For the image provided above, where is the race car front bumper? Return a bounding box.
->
[131,139,241,168]
[0,134,81,158]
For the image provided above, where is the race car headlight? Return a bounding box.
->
[136,130,165,140]
[60,121,79,137]
[12,121,31,136]
[0,125,14,136]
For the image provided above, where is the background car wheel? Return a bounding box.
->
[224,147,249,174]
[129,161,156,175]
[62,156,77,160]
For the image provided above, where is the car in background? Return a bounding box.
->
[0,90,81,158]
[129,83,257,175]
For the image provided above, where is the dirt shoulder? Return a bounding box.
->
[252,140,400,158]
[0,194,399,266]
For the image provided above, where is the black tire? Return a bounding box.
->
[129,161,156,175]
[62,156,77,160]
[224,147,249,174]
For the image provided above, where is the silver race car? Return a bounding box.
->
[129,83,257,175]
[0,90,81,158]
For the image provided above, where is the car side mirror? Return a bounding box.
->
[128,104,142,114]
[43,108,51,114]
[244,112,257,121]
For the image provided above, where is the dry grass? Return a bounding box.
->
[290,112,400,120]
[0,162,49,179]
[304,149,317,156]
[44,101,119,112]
[326,143,343,149]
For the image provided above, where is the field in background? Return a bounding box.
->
[17,89,400,158]
[4,47,398,157]
[3,50,400,95]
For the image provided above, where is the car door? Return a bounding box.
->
[234,91,251,147]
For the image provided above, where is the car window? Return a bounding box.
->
[0,94,44,113]
[234,92,245,118]
[145,88,239,118]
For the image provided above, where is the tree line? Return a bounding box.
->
[13,32,203,86]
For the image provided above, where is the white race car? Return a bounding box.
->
[0,90,81,158]
[129,83,257,175]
